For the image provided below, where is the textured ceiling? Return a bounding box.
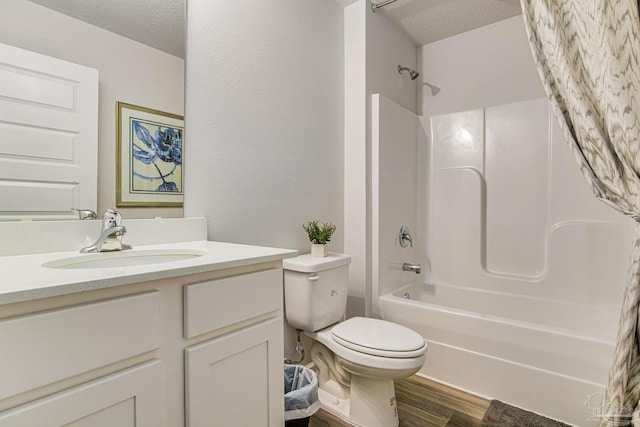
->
[26,0,521,59]
[379,0,522,45]
[27,0,185,58]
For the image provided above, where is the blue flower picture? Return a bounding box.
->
[116,102,184,207]
[130,119,183,193]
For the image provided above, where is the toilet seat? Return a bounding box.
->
[307,326,426,372]
[331,317,427,358]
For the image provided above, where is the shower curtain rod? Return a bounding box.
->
[371,0,399,13]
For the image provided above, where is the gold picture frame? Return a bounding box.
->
[116,102,184,207]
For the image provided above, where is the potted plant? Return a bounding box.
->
[303,220,336,257]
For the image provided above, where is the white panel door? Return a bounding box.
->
[0,42,98,218]
[185,318,284,427]
[0,361,162,427]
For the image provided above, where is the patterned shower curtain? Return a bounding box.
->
[521,1,640,425]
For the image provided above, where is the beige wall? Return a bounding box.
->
[0,0,185,219]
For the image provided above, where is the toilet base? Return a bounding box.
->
[317,376,399,427]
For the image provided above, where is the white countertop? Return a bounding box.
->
[0,240,298,305]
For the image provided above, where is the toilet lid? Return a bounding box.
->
[331,317,427,358]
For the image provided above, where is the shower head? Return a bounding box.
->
[398,65,419,80]
[423,82,441,96]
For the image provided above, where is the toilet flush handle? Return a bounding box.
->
[308,274,320,281]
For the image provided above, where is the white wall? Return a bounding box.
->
[0,0,185,219]
[367,6,418,114]
[184,1,344,252]
[419,15,544,118]
[344,1,369,316]
[344,0,418,316]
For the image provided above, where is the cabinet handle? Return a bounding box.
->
[308,274,320,281]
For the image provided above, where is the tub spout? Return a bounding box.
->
[402,263,421,274]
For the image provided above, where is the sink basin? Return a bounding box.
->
[42,249,207,270]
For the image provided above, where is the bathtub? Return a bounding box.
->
[378,282,617,426]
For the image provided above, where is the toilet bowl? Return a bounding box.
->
[283,253,427,427]
[307,317,427,427]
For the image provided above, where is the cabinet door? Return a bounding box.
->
[0,361,162,427]
[185,318,283,427]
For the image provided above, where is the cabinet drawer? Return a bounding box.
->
[0,292,160,401]
[184,269,282,338]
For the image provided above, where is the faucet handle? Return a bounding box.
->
[101,208,122,229]
[71,208,96,220]
[399,225,413,248]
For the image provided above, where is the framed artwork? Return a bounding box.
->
[116,102,184,207]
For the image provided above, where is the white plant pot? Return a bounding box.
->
[311,244,328,257]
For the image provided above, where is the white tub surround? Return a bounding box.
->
[372,71,631,424]
[0,217,296,426]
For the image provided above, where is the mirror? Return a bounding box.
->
[0,0,185,220]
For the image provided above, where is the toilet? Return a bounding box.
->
[283,253,427,427]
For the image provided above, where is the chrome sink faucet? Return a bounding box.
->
[71,208,97,220]
[80,209,132,253]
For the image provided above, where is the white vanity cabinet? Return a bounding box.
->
[0,292,163,427]
[0,261,286,427]
[184,269,283,426]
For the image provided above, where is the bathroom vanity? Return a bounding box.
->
[0,219,296,426]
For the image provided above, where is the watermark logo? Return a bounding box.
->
[584,393,634,425]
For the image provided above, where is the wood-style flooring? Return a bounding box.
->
[309,375,490,427]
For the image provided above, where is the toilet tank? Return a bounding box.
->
[283,253,351,332]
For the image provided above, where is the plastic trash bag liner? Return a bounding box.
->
[284,364,321,421]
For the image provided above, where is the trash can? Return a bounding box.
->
[284,364,320,427]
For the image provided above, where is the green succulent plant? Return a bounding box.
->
[303,220,336,245]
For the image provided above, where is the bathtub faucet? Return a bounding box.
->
[402,262,421,274]
[399,225,413,248]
